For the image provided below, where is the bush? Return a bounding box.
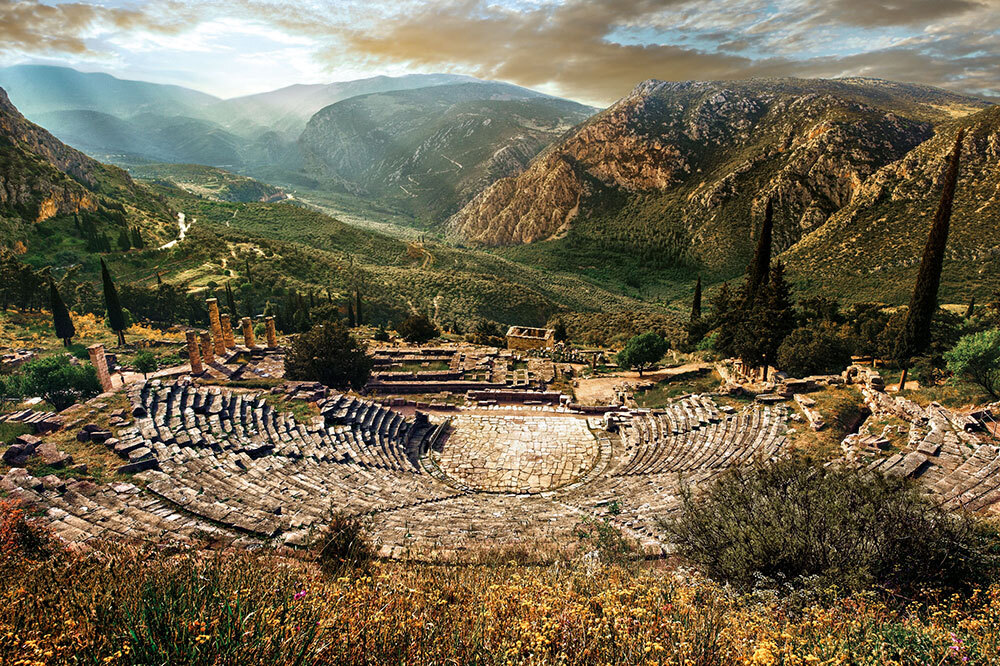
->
[776,324,853,377]
[666,457,996,592]
[314,513,374,575]
[397,314,438,345]
[284,321,373,390]
[945,329,1000,398]
[7,356,101,410]
[132,349,159,378]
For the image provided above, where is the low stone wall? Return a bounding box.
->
[467,389,565,405]
[366,380,507,395]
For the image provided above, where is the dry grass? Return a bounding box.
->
[1,502,999,665]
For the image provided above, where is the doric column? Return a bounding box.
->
[200,331,214,365]
[220,313,235,349]
[185,331,203,374]
[87,344,114,392]
[207,298,225,354]
[241,317,256,348]
[265,316,277,349]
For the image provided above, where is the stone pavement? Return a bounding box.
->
[432,415,598,493]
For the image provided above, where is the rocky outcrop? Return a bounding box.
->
[449,78,986,273]
[783,104,1000,301]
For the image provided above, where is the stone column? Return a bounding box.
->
[220,314,235,349]
[207,298,225,355]
[265,316,277,349]
[185,331,203,374]
[200,331,214,365]
[87,344,114,393]
[241,317,256,348]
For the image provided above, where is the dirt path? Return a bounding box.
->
[572,362,710,406]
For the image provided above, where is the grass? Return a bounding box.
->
[634,370,722,408]
[0,421,33,445]
[2,505,999,665]
[899,378,993,410]
[786,385,869,458]
[388,361,451,373]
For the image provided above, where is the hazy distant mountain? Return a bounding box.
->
[32,109,246,167]
[0,65,220,119]
[209,73,481,137]
[298,82,597,220]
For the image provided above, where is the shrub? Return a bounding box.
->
[132,349,159,379]
[776,324,853,377]
[944,329,1000,398]
[666,457,996,592]
[314,512,374,575]
[397,313,438,345]
[284,321,373,390]
[9,356,101,410]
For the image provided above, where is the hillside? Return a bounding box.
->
[0,86,171,236]
[298,82,596,220]
[126,164,286,203]
[209,73,479,138]
[783,105,1000,303]
[450,78,991,287]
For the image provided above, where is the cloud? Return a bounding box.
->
[1,0,998,103]
[340,0,1000,103]
[0,0,191,57]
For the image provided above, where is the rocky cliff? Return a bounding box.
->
[449,78,990,276]
[782,105,1000,302]
[0,86,170,227]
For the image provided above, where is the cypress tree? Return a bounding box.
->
[225,282,237,316]
[965,296,975,319]
[155,271,163,286]
[355,289,363,326]
[690,276,702,322]
[117,228,132,251]
[49,278,76,347]
[101,258,126,345]
[131,227,144,249]
[746,198,774,304]
[898,130,964,362]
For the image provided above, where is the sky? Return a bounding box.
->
[1,0,998,105]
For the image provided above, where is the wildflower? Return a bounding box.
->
[195,634,210,645]
[293,589,307,601]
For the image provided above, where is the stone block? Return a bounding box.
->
[37,443,72,468]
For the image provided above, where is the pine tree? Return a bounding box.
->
[690,276,702,322]
[898,130,964,362]
[746,198,774,305]
[49,278,76,347]
[100,258,126,345]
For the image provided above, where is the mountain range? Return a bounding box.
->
[2,63,998,312]
[449,77,995,302]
